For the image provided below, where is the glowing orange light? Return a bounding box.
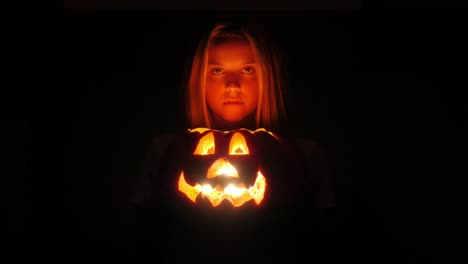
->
[229,132,249,155]
[178,170,266,207]
[193,131,215,155]
[207,158,239,179]
[189,127,279,141]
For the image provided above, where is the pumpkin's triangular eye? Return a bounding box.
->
[229,132,249,155]
[193,132,215,155]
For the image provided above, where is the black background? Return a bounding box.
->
[59,2,467,262]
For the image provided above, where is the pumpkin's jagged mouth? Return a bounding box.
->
[178,171,266,207]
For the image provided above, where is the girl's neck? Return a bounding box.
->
[210,111,256,131]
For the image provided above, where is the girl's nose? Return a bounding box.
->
[225,73,240,95]
[226,85,240,96]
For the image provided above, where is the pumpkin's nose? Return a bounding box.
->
[207,157,239,179]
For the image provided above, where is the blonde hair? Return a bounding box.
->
[185,23,287,131]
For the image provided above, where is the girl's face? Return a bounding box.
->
[205,39,259,123]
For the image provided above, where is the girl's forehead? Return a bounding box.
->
[208,40,255,64]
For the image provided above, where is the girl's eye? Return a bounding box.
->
[211,68,223,75]
[242,66,255,74]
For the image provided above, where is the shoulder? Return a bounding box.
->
[280,135,330,177]
[140,132,182,171]
[130,132,181,206]
[292,137,323,152]
[146,132,181,155]
[287,136,336,208]
[279,135,325,160]
[150,132,178,147]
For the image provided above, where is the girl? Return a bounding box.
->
[131,22,295,206]
[185,22,287,132]
[127,21,336,258]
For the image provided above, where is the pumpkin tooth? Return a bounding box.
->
[177,172,201,203]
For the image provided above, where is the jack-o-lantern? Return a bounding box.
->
[177,127,281,208]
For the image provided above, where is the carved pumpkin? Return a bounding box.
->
[177,127,281,208]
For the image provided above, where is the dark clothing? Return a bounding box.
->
[125,130,336,259]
